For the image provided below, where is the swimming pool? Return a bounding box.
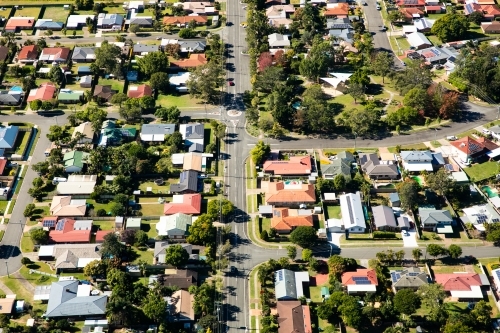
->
[284,180,301,185]
[482,185,499,198]
[412,176,424,186]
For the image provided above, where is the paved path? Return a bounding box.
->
[0,279,14,295]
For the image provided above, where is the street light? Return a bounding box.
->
[4,261,9,278]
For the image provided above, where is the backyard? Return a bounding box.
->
[325,205,341,219]
[464,161,499,182]
[140,219,158,239]
[13,6,41,17]
[42,6,70,21]
[86,199,115,216]
[97,78,125,93]
[139,203,165,216]
[138,180,172,193]
[157,94,204,109]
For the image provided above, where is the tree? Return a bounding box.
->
[289,226,317,248]
[467,10,484,25]
[207,198,235,218]
[346,83,365,104]
[155,106,181,124]
[387,10,404,23]
[254,66,286,93]
[129,24,141,34]
[21,257,32,266]
[286,246,297,260]
[110,92,128,106]
[250,140,270,165]
[120,98,143,121]
[371,51,394,83]
[23,203,36,218]
[427,244,448,259]
[49,66,64,85]
[30,99,42,111]
[120,229,137,245]
[470,300,492,328]
[417,283,446,310]
[100,233,127,259]
[299,84,337,133]
[30,227,48,245]
[83,259,107,277]
[349,69,370,87]
[431,13,470,42]
[393,289,421,315]
[397,180,419,211]
[403,87,429,111]
[178,28,197,38]
[199,314,217,330]
[137,52,169,77]
[337,108,380,137]
[258,52,273,72]
[299,37,335,82]
[94,41,122,73]
[110,202,126,216]
[448,244,462,259]
[135,230,149,247]
[412,248,422,262]
[186,214,216,245]
[439,90,462,119]
[165,244,190,267]
[149,72,170,93]
[186,61,224,104]
[443,322,474,333]
[425,168,454,196]
[155,156,173,174]
[210,120,227,139]
[302,249,313,261]
[140,96,156,110]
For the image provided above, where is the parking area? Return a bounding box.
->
[402,229,419,247]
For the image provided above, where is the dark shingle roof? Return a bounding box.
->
[170,170,199,193]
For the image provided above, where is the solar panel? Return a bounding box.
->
[352,277,369,281]
[277,270,284,281]
[444,164,454,172]
[55,220,66,231]
[43,219,56,228]
[391,272,398,283]
[493,218,499,223]
[356,280,371,285]
[408,272,419,276]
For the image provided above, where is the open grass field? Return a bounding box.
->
[14,6,41,18]
[464,161,499,182]
[157,94,204,109]
[20,232,34,253]
[97,78,125,93]
[43,6,70,22]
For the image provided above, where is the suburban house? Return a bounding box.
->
[276,301,312,333]
[339,192,366,234]
[462,204,500,231]
[97,13,124,30]
[66,15,96,29]
[359,153,399,180]
[35,19,64,30]
[275,269,310,300]
[418,207,454,232]
[133,44,159,55]
[179,40,206,53]
[482,21,500,33]
[41,280,107,318]
[18,45,39,63]
[0,126,19,150]
[49,219,93,243]
[264,181,316,207]
[390,267,428,292]
[170,170,199,194]
[98,120,136,147]
[5,17,35,32]
[63,151,89,173]
[163,16,208,27]
[166,290,195,322]
[93,85,116,102]
[157,269,198,289]
[450,136,498,163]
[324,3,349,17]
[156,213,193,238]
[126,218,142,230]
[154,242,203,264]
[37,244,101,271]
[128,84,153,98]
[0,298,15,315]
[406,32,432,50]
[140,123,176,142]
[414,46,459,65]
[170,54,208,69]
[39,47,71,63]
[321,158,351,180]
[372,205,398,231]
[171,152,212,172]
[413,18,434,32]
[169,72,191,92]
[266,4,295,18]
[27,83,57,102]
[178,1,216,14]
[425,5,444,13]
[341,269,378,294]
[390,193,401,207]
[129,16,153,27]
[50,196,87,216]
[72,122,95,144]
[270,207,314,233]
[268,33,290,48]
[434,273,490,301]
[400,150,444,172]
[56,175,97,196]
[396,0,426,7]
[263,155,312,176]
[326,17,353,30]
[180,123,205,146]
[72,47,96,62]
[0,90,23,106]
[80,76,93,88]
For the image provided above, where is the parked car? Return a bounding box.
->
[231,266,237,273]
[446,136,457,141]
[376,4,381,9]
[198,174,208,179]
[228,81,235,86]
[483,129,491,134]
[401,230,410,237]
[362,1,367,5]
[381,26,387,31]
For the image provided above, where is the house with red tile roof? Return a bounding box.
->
[264,181,316,206]
[5,17,35,32]
[434,273,490,300]
[450,136,498,163]
[400,7,425,21]
[39,47,71,63]
[163,16,208,26]
[270,208,313,233]
[18,45,39,63]
[128,84,153,98]
[95,230,113,243]
[483,5,500,20]
[170,54,208,69]
[0,159,6,176]
[323,3,349,17]
[276,301,312,333]
[396,0,425,7]
[263,156,312,176]
[164,193,202,215]
[341,269,378,294]
[27,83,57,102]
[49,218,93,243]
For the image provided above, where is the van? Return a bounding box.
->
[446,136,457,141]
[52,177,67,183]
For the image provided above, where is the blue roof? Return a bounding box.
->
[0,126,19,149]
[127,70,138,82]
[78,66,91,72]
[389,192,400,202]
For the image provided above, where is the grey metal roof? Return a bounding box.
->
[178,40,206,52]
[133,44,159,53]
[275,269,297,300]
[328,28,354,44]
[397,216,410,229]
[259,205,273,214]
[72,47,96,60]
[366,163,399,176]
[359,153,379,169]
[35,21,64,29]
[372,205,397,228]
[141,124,176,136]
[400,150,433,162]
[130,17,153,25]
[336,151,355,163]
[432,152,445,165]
[0,126,19,149]
[321,159,351,179]
[45,280,107,318]
[184,124,204,139]
[97,13,124,26]
[391,267,428,289]
[0,91,22,105]
[418,207,453,225]
[489,125,500,134]
[170,170,199,193]
[188,143,204,153]
[326,18,353,30]
[154,241,192,257]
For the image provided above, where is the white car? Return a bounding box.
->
[401,230,410,237]
[376,4,381,9]
[483,129,491,134]
[447,135,457,141]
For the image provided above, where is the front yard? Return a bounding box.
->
[157,94,204,109]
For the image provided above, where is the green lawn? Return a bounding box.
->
[0,276,33,301]
[464,161,499,182]
[97,78,125,93]
[431,265,469,274]
[104,5,126,13]
[7,199,16,214]
[260,218,271,233]
[19,263,58,286]
[141,220,158,240]
[388,143,428,153]
[87,200,116,216]
[427,35,441,46]
[0,201,8,214]
[31,205,50,221]
[326,205,341,219]
[157,94,204,109]
[138,180,171,193]
[14,131,31,155]
[132,248,154,264]
[140,204,165,216]
[21,232,35,253]
[42,6,70,21]
[14,6,41,17]
[93,221,115,231]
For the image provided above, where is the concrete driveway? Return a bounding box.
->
[329,232,343,248]
[402,229,419,248]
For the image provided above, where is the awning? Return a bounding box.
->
[449,285,484,299]
[437,225,454,233]
[487,148,500,158]
[347,285,377,293]
[491,196,500,208]
[403,162,433,172]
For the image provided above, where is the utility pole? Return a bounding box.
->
[4,261,9,278]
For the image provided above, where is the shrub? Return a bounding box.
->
[96,209,107,217]
[260,230,269,241]
[373,231,397,239]
[37,275,49,283]
[447,73,468,92]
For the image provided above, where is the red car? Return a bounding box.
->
[228,81,235,86]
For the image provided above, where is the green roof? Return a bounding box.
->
[58,92,84,101]
[64,151,89,168]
